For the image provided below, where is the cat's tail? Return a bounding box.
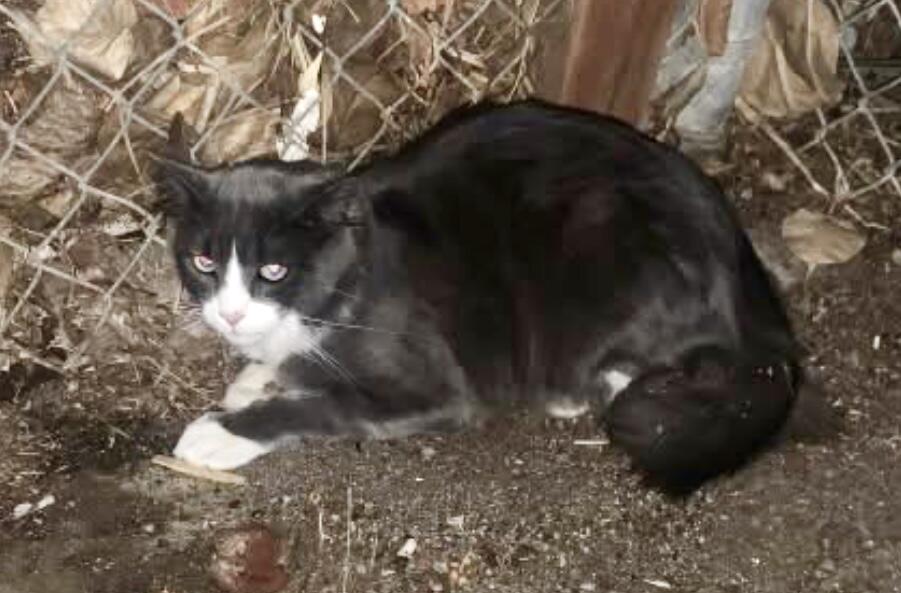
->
[603,356,799,494]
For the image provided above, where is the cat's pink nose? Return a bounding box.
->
[221,309,246,327]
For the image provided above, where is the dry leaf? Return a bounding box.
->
[143,0,203,19]
[200,108,280,164]
[2,83,100,199]
[401,0,446,15]
[781,209,865,266]
[11,0,138,80]
[145,3,278,134]
[198,6,277,91]
[323,60,402,151]
[740,0,845,119]
[0,218,15,320]
[145,71,209,126]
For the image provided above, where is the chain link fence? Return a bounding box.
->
[0,0,898,386]
[745,0,901,228]
[0,0,568,385]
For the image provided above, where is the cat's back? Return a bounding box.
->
[373,100,730,231]
[365,100,741,273]
[340,100,796,400]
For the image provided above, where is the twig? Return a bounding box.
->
[736,99,831,199]
[341,485,353,593]
[151,455,247,485]
[573,439,609,447]
[841,203,891,231]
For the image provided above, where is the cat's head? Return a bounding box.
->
[155,157,365,359]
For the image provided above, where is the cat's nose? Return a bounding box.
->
[221,309,246,328]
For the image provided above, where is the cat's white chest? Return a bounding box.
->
[234,311,323,364]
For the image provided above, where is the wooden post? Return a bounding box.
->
[558,0,679,126]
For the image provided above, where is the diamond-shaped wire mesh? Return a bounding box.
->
[0,0,569,385]
[753,0,901,223]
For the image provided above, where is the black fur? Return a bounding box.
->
[159,99,801,492]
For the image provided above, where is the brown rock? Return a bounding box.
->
[210,523,289,593]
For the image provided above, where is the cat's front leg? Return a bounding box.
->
[172,386,465,470]
[222,363,280,411]
[173,363,285,468]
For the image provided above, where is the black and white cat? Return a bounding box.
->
[157,100,801,492]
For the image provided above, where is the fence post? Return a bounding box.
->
[558,0,679,127]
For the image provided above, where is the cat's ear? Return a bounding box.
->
[152,114,214,218]
[277,164,368,228]
[152,157,215,219]
[316,195,368,228]
[296,177,369,229]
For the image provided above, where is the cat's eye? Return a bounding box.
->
[192,254,216,274]
[259,263,288,282]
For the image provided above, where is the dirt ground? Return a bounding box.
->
[1,115,900,593]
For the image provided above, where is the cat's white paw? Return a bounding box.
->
[222,363,279,411]
[546,398,590,419]
[173,413,273,470]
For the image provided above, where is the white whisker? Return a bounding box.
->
[303,341,356,385]
[316,343,356,384]
[296,313,431,341]
[317,281,362,301]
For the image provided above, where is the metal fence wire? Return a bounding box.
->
[0,0,898,382]
[743,0,901,225]
[0,0,569,378]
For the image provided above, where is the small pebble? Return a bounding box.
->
[397,537,418,559]
[762,171,788,192]
[819,558,836,573]
[35,494,55,511]
[210,523,288,593]
[446,515,464,530]
[12,503,32,520]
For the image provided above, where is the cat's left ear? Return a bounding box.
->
[152,113,215,218]
[152,157,215,219]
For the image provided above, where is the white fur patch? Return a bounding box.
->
[223,363,279,411]
[201,244,325,365]
[546,398,590,419]
[173,412,274,470]
[603,370,633,398]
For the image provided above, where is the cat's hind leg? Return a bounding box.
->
[544,370,634,419]
[603,358,797,493]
